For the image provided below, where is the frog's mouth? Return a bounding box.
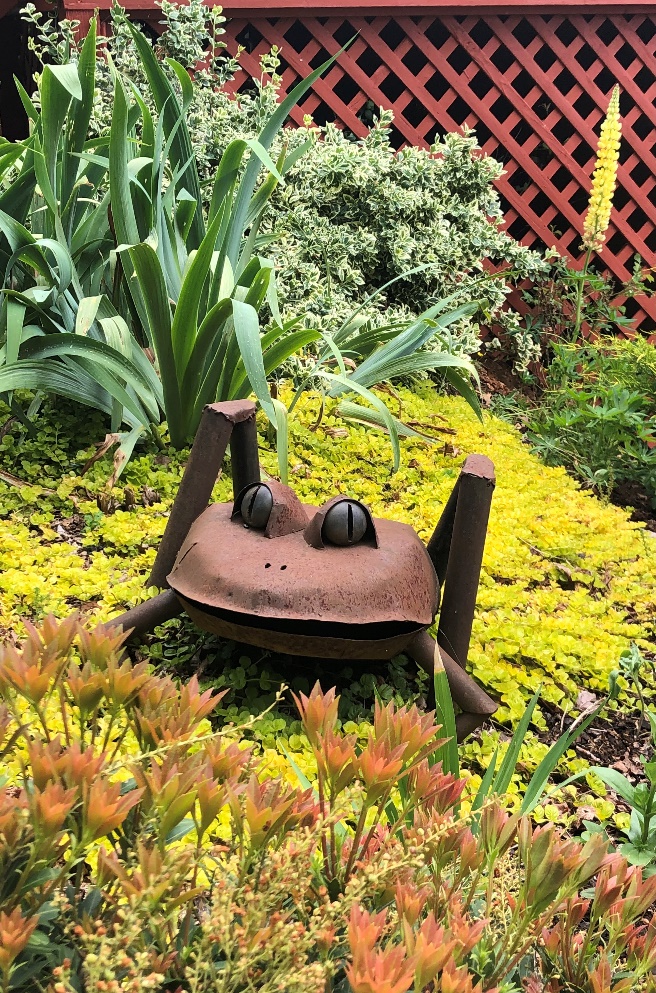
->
[176,595,424,641]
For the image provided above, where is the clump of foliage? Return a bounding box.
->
[0,15,330,470]
[494,253,655,377]
[583,704,656,874]
[528,337,656,506]
[3,4,483,479]
[21,0,547,345]
[2,614,656,993]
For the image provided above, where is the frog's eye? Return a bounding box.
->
[240,483,273,529]
[322,500,368,546]
[304,496,377,549]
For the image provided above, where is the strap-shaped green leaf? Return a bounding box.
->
[127,23,204,248]
[0,360,112,414]
[123,241,184,442]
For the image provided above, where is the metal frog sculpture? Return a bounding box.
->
[109,400,497,740]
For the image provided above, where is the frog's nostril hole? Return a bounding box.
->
[280,565,287,571]
[265,563,271,568]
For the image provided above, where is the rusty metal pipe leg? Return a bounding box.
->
[435,454,495,669]
[408,630,497,742]
[230,413,261,503]
[426,476,461,587]
[148,401,258,588]
[103,589,182,641]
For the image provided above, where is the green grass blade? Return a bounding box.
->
[62,18,97,223]
[336,401,438,442]
[0,360,112,414]
[109,73,139,248]
[170,208,225,377]
[471,747,499,816]
[520,695,611,814]
[229,328,320,400]
[587,768,635,806]
[444,368,482,422]
[112,424,145,483]
[491,686,541,799]
[12,78,38,123]
[75,295,103,336]
[39,64,80,200]
[21,334,160,403]
[227,45,351,270]
[319,372,401,472]
[432,643,459,778]
[272,397,289,485]
[127,24,204,247]
[208,139,248,223]
[165,59,194,111]
[181,298,232,400]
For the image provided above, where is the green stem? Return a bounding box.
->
[343,804,369,882]
[317,771,330,877]
[573,248,593,343]
[149,421,165,450]
[641,784,656,846]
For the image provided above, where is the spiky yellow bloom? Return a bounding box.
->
[582,85,621,252]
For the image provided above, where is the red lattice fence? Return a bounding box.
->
[61,0,656,330]
[215,6,656,330]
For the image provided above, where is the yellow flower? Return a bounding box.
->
[582,85,621,253]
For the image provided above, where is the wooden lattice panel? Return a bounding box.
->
[221,11,656,330]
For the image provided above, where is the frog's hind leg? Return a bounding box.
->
[407,630,496,742]
[418,454,497,740]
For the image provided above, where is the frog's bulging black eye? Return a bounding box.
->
[322,500,368,546]
[241,484,273,529]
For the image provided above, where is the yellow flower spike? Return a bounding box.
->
[582,85,621,254]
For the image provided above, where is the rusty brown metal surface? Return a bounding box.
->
[408,630,497,741]
[426,476,460,586]
[303,495,378,549]
[104,589,182,640]
[179,596,422,659]
[436,454,495,670]
[230,413,261,502]
[168,497,438,628]
[148,400,258,589]
[233,481,309,539]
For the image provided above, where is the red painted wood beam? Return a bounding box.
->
[60,0,656,15]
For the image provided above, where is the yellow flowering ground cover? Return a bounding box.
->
[1,385,654,728]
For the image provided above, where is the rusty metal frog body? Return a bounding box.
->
[168,481,438,661]
[108,400,497,741]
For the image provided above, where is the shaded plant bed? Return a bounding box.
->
[611,479,656,532]
[539,701,655,780]
[481,337,656,533]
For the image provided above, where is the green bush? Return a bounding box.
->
[528,338,656,506]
